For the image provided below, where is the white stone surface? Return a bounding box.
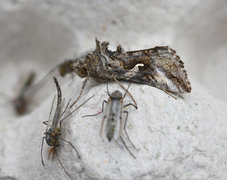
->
[0,0,227,180]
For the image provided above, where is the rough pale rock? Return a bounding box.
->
[0,0,227,180]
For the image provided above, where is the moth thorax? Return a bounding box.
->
[110,90,122,100]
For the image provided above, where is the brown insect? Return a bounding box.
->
[70,38,191,107]
[14,72,36,115]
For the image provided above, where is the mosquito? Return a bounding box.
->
[83,82,138,159]
[41,76,94,180]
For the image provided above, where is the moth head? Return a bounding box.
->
[74,60,88,78]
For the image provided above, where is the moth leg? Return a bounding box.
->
[114,78,138,109]
[119,136,136,159]
[83,100,107,117]
[59,136,81,159]
[41,137,45,166]
[55,147,74,180]
[70,76,89,108]
[123,111,140,151]
[159,88,177,100]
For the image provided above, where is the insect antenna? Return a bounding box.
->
[114,78,138,109]
[106,82,111,97]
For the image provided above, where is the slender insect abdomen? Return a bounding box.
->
[105,99,123,141]
[51,77,62,132]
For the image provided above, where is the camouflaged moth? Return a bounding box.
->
[70,38,191,106]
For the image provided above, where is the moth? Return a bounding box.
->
[41,77,93,180]
[71,37,191,106]
[84,82,138,159]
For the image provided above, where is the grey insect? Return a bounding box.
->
[41,77,93,180]
[84,82,138,158]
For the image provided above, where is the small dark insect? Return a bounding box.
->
[41,77,93,180]
[14,72,35,115]
[71,38,191,106]
[84,82,138,159]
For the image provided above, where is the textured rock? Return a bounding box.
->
[0,0,227,180]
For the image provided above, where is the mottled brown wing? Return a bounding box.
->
[113,46,191,93]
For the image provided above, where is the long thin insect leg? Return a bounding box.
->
[70,76,89,108]
[120,136,136,159]
[60,99,71,118]
[43,121,49,125]
[83,100,107,117]
[123,103,137,109]
[123,111,140,151]
[60,95,94,129]
[59,137,81,159]
[55,148,73,180]
[114,78,138,108]
[41,137,45,166]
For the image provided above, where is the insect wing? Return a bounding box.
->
[101,98,123,141]
[50,98,65,132]
[45,95,56,131]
